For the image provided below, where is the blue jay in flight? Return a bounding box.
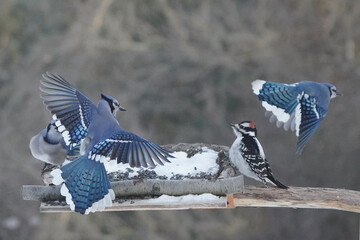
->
[252,80,341,154]
[40,72,173,214]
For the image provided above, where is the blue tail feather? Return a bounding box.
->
[60,156,112,214]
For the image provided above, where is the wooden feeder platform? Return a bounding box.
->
[23,178,360,214]
[23,143,360,214]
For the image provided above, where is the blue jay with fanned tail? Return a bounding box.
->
[39,72,173,214]
[29,120,79,165]
[252,80,341,154]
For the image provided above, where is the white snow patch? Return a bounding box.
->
[104,147,219,178]
[136,194,221,205]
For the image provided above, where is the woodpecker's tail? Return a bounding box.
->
[51,155,115,214]
[266,174,288,189]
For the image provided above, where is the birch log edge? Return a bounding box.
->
[22,176,244,202]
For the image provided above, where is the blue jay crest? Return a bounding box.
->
[252,80,341,154]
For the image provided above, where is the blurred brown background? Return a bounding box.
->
[0,0,359,239]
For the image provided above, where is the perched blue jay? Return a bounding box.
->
[252,80,341,154]
[29,120,79,165]
[40,72,173,214]
[229,121,287,189]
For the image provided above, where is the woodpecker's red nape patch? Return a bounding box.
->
[249,122,256,128]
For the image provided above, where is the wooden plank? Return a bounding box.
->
[40,194,228,212]
[233,186,360,213]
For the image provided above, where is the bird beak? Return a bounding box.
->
[119,106,126,111]
[229,123,236,128]
[335,90,343,96]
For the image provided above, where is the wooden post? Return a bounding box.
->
[226,194,235,209]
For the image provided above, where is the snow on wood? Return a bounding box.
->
[104,145,221,180]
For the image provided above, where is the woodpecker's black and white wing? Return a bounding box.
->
[40,72,97,147]
[239,138,287,189]
[88,127,173,168]
[238,141,268,181]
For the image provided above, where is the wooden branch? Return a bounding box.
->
[22,176,244,202]
[111,176,243,197]
[24,184,360,213]
[232,186,360,213]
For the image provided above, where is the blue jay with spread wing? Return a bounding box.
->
[39,72,173,214]
[252,80,341,154]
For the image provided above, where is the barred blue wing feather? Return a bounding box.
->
[89,129,173,168]
[40,73,96,146]
[252,80,299,123]
[295,93,325,154]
